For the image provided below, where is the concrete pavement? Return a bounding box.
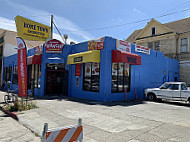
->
[17,96,190,142]
[0,91,40,142]
[1,90,190,141]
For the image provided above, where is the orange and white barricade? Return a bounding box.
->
[42,118,83,142]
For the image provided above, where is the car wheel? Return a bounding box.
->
[148,93,156,101]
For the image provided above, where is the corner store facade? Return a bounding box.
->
[3,36,179,102]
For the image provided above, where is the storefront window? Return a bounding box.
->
[83,62,100,92]
[28,64,41,89]
[112,63,130,93]
[13,66,18,84]
[3,67,12,82]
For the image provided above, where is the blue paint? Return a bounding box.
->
[3,37,179,102]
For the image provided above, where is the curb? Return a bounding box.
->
[0,106,18,121]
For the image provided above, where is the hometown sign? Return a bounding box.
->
[45,39,64,53]
[15,15,51,41]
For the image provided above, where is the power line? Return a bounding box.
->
[52,21,65,42]
[60,7,190,33]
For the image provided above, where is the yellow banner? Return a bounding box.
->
[67,50,100,64]
[15,15,51,41]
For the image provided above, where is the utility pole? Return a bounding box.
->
[50,15,53,39]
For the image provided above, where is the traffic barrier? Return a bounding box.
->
[42,118,83,142]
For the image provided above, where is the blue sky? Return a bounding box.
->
[0,0,190,43]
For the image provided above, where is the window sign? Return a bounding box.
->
[75,64,81,76]
[112,63,130,93]
[76,77,79,87]
[83,62,100,92]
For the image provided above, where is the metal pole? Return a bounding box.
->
[78,118,82,142]
[42,123,48,142]
[50,15,53,39]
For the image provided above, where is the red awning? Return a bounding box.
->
[112,50,141,65]
[27,55,42,65]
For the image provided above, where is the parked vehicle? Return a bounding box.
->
[145,82,190,103]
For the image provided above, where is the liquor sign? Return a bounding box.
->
[116,40,131,53]
[88,37,104,51]
[45,39,64,53]
[75,64,81,76]
[16,37,27,97]
[35,44,43,55]
[135,45,150,55]
[15,15,51,41]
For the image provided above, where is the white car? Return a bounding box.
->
[145,82,190,103]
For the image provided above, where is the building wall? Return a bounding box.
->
[2,36,179,102]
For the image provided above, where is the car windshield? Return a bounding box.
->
[159,83,171,89]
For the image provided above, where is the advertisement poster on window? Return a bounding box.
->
[88,37,104,51]
[16,37,27,97]
[92,63,100,75]
[85,63,91,76]
[124,64,129,76]
[135,45,150,55]
[112,63,118,76]
[118,63,124,76]
[116,40,131,53]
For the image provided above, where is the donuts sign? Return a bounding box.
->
[45,39,64,53]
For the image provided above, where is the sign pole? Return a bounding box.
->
[51,15,53,39]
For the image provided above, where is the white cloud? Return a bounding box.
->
[4,0,94,42]
[0,17,16,32]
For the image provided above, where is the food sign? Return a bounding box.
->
[116,40,131,53]
[92,63,100,75]
[135,45,150,55]
[88,37,104,51]
[85,63,91,76]
[45,39,64,53]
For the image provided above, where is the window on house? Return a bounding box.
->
[155,41,160,51]
[181,38,188,53]
[111,63,130,93]
[152,27,155,36]
[83,62,100,92]
[148,42,153,49]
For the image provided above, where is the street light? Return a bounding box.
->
[63,34,68,44]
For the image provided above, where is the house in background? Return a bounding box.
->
[126,18,190,86]
[0,28,43,85]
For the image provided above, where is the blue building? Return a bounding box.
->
[2,36,179,102]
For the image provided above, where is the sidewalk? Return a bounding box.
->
[0,91,40,142]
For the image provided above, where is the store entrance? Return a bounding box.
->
[46,63,68,96]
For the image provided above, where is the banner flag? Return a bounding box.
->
[16,37,27,97]
[15,15,51,41]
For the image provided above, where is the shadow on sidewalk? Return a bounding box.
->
[34,95,146,107]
